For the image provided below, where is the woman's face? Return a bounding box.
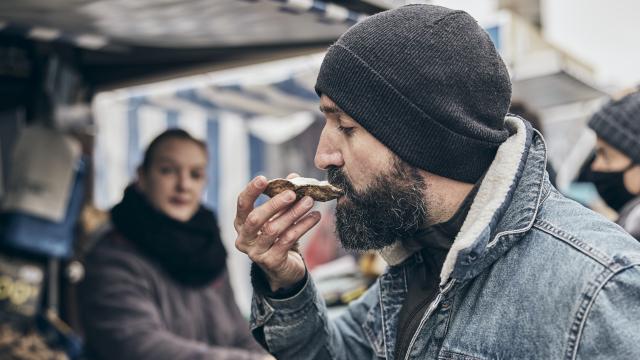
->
[138,138,207,222]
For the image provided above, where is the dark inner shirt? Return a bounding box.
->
[394,183,480,360]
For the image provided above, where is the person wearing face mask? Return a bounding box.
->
[586,90,640,241]
[79,129,272,360]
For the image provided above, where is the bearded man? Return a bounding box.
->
[234,5,640,360]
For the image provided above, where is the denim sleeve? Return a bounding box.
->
[250,275,378,360]
[575,265,640,359]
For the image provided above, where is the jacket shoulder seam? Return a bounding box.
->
[567,264,640,360]
[564,266,615,360]
[532,219,613,268]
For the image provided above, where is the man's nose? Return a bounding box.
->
[314,126,344,170]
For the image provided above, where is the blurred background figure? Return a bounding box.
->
[582,90,640,241]
[78,129,270,360]
[509,100,557,186]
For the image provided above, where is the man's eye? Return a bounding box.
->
[191,171,204,180]
[337,125,355,136]
[159,167,174,175]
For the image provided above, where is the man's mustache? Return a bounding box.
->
[327,166,356,199]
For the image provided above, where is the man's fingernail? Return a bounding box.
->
[255,176,266,187]
[284,191,296,202]
[302,196,313,207]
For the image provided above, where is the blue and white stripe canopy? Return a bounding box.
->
[94,53,323,211]
[93,53,324,313]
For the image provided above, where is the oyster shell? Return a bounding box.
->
[263,177,344,202]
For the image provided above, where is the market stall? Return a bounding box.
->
[0,1,380,358]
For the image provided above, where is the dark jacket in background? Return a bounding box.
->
[79,228,266,360]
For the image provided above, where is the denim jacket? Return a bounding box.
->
[618,197,640,241]
[250,117,640,360]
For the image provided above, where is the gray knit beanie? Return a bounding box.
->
[315,4,512,183]
[588,90,640,164]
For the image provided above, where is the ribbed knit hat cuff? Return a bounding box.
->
[589,113,640,165]
[316,44,501,183]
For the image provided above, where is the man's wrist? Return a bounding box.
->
[251,262,307,299]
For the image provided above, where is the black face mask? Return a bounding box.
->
[587,163,637,212]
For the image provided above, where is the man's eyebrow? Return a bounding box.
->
[319,104,345,115]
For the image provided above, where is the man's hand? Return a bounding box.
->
[235,174,321,292]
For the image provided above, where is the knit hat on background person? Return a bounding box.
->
[315,4,512,183]
[588,90,640,164]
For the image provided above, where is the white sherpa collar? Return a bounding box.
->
[378,116,529,286]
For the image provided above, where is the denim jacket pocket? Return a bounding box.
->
[438,350,486,360]
[362,301,386,359]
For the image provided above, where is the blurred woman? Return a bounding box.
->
[586,90,640,241]
[79,129,271,360]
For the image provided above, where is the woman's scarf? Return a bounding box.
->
[110,185,227,287]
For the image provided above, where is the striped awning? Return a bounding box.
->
[93,52,324,210]
[92,52,325,314]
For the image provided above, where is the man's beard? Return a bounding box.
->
[328,157,428,251]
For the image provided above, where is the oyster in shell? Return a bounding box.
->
[263,177,344,202]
